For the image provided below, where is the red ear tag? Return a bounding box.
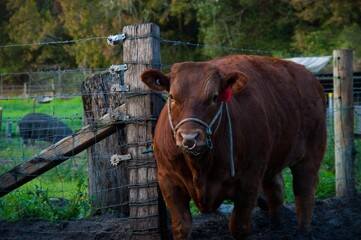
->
[219,86,232,102]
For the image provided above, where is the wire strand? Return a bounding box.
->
[0,34,302,57]
[0,36,108,48]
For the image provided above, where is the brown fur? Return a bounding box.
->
[141,55,327,239]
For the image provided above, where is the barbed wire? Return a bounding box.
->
[0,68,108,76]
[159,38,302,57]
[0,33,303,58]
[0,36,108,48]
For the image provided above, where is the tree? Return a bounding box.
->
[1,0,74,74]
[1,0,360,76]
[290,0,361,57]
[194,0,297,58]
[58,0,199,68]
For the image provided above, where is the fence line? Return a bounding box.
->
[1,80,357,176]
[0,33,304,57]
[0,37,108,48]
[0,68,108,76]
[4,71,361,101]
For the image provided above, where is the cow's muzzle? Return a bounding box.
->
[180,132,198,150]
[178,130,206,156]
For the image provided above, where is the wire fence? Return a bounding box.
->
[0,24,360,239]
[0,68,107,99]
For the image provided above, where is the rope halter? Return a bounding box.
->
[167,94,235,177]
[167,97,224,149]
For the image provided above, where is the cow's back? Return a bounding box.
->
[211,55,326,169]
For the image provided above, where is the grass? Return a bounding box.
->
[0,174,90,221]
[0,145,90,221]
[0,97,84,136]
[0,139,90,221]
[0,97,90,220]
[0,97,84,169]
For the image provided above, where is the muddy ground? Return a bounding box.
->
[1,193,361,239]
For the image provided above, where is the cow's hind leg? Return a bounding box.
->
[262,173,284,229]
[290,155,322,235]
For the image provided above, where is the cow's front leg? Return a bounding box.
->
[169,203,192,240]
[158,173,192,239]
[229,186,259,239]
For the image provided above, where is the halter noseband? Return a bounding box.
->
[167,97,223,149]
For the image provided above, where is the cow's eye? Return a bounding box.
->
[212,94,218,102]
[169,94,178,105]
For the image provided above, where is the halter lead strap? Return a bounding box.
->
[225,103,235,177]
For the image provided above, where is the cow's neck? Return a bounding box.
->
[183,150,214,176]
[184,151,215,209]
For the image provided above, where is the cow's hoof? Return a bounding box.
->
[294,228,314,240]
[270,221,283,230]
[257,196,269,211]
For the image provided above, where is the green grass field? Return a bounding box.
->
[0,97,84,136]
[0,97,90,220]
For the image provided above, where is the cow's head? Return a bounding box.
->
[141,62,248,156]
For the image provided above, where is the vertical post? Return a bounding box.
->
[57,67,61,97]
[81,73,130,216]
[23,83,27,98]
[6,121,12,144]
[333,49,356,199]
[52,78,55,97]
[27,73,31,103]
[123,23,167,238]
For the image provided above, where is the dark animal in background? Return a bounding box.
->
[141,55,327,239]
[18,113,73,144]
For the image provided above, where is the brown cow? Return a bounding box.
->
[141,55,326,239]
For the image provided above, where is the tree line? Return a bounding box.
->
[1,0,360,83]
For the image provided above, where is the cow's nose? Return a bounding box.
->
[180,132,199,150]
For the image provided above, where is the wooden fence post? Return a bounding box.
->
[122,23,167,238]
[81,73,130,216]
[333,49,356,199]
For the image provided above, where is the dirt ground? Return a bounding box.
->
[1,193,361,240]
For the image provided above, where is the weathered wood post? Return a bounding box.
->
[333,49,356,199]
[82,73,130,216]
[122,23,167,238]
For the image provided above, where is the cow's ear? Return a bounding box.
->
[141,69,170,92]
[223,72,248,94]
